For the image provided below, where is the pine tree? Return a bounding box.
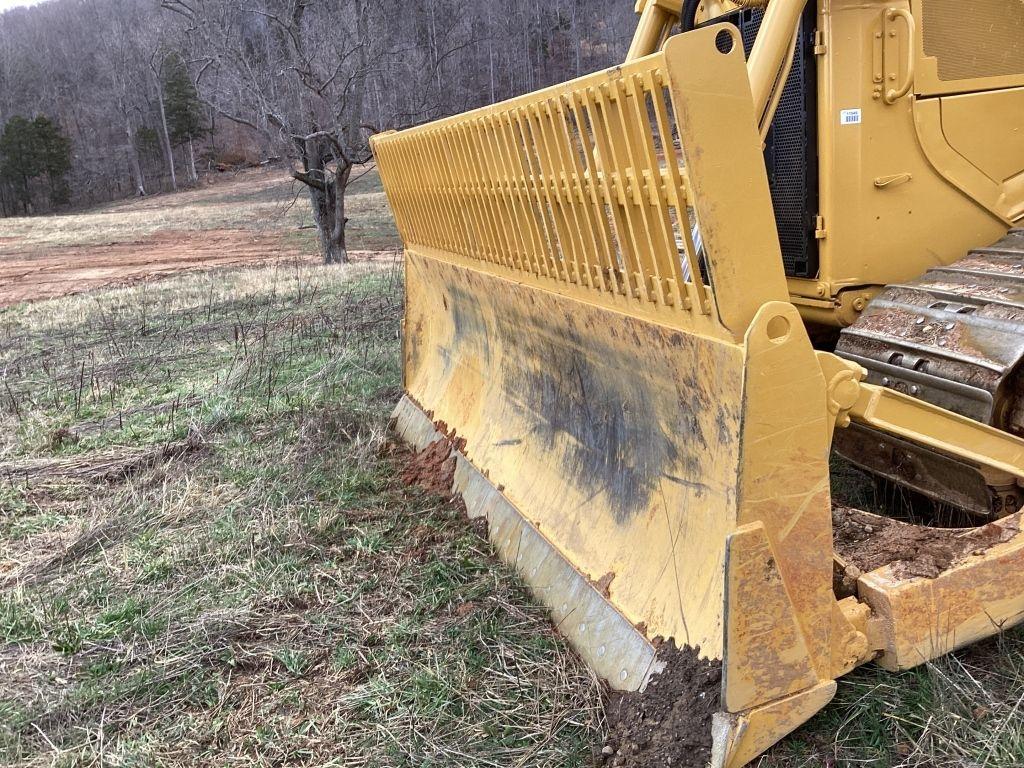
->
[0,117,39,211]
[162,57,205,182]
[134,126,163,159]
[0,115,72,212]
[34,116,73,206]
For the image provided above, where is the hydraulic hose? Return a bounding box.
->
[681,0,701,32]
[684,0,770,32]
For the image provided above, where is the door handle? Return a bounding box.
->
[874,172,913,188]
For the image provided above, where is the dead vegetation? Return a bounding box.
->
[761,629,1024,768]
[0,261,602,767]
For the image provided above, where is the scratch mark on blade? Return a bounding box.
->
[662,473,711,494]
[778,474,830,541]
[659,477,691,647]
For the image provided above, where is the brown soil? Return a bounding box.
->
[399,438,454,497]
[0,229,313,307]
[832,507,1019,580]
[599,642,721,768]
[398,422,467,498]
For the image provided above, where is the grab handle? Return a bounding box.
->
[885,8,916,104]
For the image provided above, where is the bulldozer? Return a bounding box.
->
[371,0,1024,764]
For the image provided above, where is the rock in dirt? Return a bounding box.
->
[599,641,721,768]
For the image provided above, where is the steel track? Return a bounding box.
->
[836,228,1024,517]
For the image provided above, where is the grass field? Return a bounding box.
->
[0,166,395,253]
[0,167,398,307]
[2,172,1024,767]
[0,262,603,766]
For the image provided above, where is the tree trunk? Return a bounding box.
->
[187,135,199,183]
[300,137,352,266]
[345,2,370,147]
[331,163,352,264]
[304,171,352,266]
[19,172,31,214]
[125,115,146,196]
[307,181,347,265]
[155,77,177,192]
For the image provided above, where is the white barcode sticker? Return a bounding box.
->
[840,108,862,125]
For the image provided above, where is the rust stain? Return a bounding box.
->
[592,571,616,598]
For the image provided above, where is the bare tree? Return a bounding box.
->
[149,50,178,192]
[269,0,375,264]
[163,0,380,262]
[106,16,149,196]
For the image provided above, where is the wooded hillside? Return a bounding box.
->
[0,0,636,237]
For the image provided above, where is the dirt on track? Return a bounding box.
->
[0,229,313,307]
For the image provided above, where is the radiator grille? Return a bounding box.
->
[707,7,819,279]
[922,0,1024,81]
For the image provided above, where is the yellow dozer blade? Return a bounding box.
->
[372,24,1024,767]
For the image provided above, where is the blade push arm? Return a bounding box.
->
[628,0,683,61]
[820,352,1024,486]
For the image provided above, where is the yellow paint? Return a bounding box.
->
[403,250,743,653]
[737,303,837,682]
[374,27,785,342]
[714,681,837,768]
[797,0,1020,320]
[374,8,1024,767]
[724,523,820,712]
[858,509,1024,670]
[940,88,1024,185]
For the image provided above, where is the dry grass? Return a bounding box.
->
[759,631,1024,768]
[0,260,604,767]
[0,169,302,249]
[0,165,395,253]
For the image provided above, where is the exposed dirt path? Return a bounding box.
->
[0,229,312,307]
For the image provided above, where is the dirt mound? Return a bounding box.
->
[833,507,1018,580]
[599,641,720,768]
[401,438,457,497]
[399,422,467,498]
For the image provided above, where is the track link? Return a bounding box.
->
[836,228,1024,517]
